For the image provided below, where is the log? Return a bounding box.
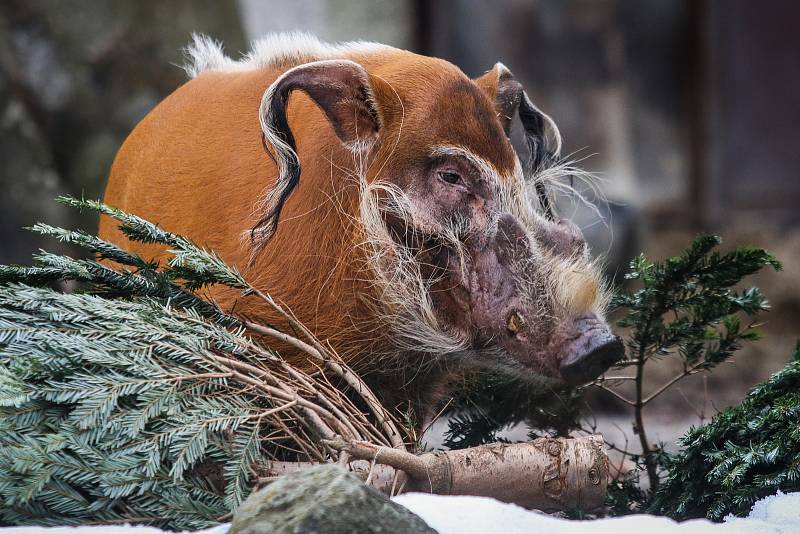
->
[266,435,608,512]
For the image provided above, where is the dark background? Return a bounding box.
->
[2,0,799,446]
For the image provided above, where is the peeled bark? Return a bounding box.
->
[266,435,608,512]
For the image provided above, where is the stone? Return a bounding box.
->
[229,464,437,534]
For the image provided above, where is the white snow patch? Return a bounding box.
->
[1,492,798,533]
[724,491,800,533]
[394,492,796,533]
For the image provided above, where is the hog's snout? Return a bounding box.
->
[558,316,624,385]
[461,213,619,384]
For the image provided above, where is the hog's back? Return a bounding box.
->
[99,68,371,360]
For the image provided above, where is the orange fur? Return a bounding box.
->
[99,47,515,370]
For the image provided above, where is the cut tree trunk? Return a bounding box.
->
[266,435,608,512]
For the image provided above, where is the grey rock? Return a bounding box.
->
[229,464,436,534]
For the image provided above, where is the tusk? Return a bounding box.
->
[507,311,525,334]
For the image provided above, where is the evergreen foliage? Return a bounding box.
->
[613,234,780,376]
[0,197,391,529]
[649,342,800,520]
[607,234,780,494]
[442,375,582,449]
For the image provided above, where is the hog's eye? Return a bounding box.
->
[437,171,462,185]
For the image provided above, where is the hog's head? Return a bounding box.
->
[255,55,623,386]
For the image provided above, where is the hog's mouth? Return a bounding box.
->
[473,312,624,386]
[556,316,624,385]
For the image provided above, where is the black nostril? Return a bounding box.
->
[559,335,624,386]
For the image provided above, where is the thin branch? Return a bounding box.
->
[596,384,636,406]
[243,320,323,360]
[593,375,637,382]
[420,397,454,436]
[642,365,704,405]
[323,437,429,480]
[204,353,339,440]
[634,308,658,490]
[247,289,407,450]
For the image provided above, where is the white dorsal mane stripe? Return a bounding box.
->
[182,32,389,78]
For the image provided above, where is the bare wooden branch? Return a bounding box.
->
[204,290,609,512]
[592,375,637,382]
[244,320,324,361]
[299,435,610,512]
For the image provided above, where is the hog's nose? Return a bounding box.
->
[559,332,624,385]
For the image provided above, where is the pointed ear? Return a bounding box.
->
[474,62,562,219]
[474,62,523,137]
[254,59,381,247]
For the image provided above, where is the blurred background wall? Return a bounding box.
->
[1,0,799,442]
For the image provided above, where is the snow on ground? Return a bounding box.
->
[394,492,800,533]
[1,492,798,533]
